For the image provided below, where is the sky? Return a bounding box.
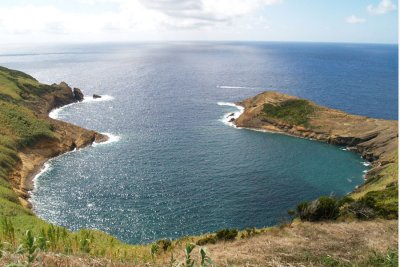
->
[0,0,397,44]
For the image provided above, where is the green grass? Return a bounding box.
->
[0,67,38,100]
[262,99,315,126]
[319,249,398,267]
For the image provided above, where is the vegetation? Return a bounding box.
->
[196,228,238,246]
[296,196,340,221]
[294,185,398,222]
[320,249,398,267]
[0,66,397,266]
[262,99,315,126]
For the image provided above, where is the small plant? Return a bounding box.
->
[184,243,196,267]
[79,230,92,254]
[1,217,15,245]
[200,247,213,267]
[37,228,47,251]
[23,230,37,266]
[151,243,159,260]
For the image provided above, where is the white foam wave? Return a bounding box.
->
[49,102,76,119]
[217,102,244,127]
[31,162,52,192]
[362,162,371,166]
[93,132,121,147]
[217,85,254,89]
[49,95,114,119]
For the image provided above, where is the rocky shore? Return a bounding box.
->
[234,91,398,197]
[7,81,108,208]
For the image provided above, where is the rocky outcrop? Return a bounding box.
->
[235,91,398,196]
[73,88,84,101]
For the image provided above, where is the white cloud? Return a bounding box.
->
[367,0,397,15]
[0,0,282,38]
[346,15,366,24]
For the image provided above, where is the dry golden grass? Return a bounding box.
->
[169,220,397,267]
[2,220,395,266]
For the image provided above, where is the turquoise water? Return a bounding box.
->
[1,42,396,244]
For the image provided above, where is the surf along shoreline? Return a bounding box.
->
[7,80,110,209]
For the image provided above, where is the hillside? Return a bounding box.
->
[0,67,397,266]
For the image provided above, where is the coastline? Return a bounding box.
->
[220,100,371,192]
[232,91,398,198]
[7,84,109,209]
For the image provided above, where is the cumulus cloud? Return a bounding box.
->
[367,0,397,15]
[346,15,366,24]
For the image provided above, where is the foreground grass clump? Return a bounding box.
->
[0,217,157,265]
[262,99,314,126]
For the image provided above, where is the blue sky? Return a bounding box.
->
[0,0,397,43]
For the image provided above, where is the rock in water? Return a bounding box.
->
[73,88,84,101]
[93,94,102,99]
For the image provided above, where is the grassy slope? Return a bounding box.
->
[0,67,397,266]
[0,67,56,222]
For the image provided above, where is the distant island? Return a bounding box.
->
[0,66,397,266]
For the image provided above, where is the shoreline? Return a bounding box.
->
[220,101,371,191]
[232,91,398,198]
[25,96,123,209]
[8,87,110,209]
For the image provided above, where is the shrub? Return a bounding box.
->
[196,228,238,246]
[196,235,216,246]
[341,186,398,220]
[156,239,171,252]
[296,196,339,221]
[215,228,238,241]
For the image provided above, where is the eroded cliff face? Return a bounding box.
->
[234,91,398,197]
[8,82,107,208]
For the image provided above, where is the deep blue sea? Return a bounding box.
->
[0,42,397,244]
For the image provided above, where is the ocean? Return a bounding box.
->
[1,42,397,244]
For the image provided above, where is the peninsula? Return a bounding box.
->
[235,91,398,200]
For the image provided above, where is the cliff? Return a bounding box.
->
[0,66,107,209]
